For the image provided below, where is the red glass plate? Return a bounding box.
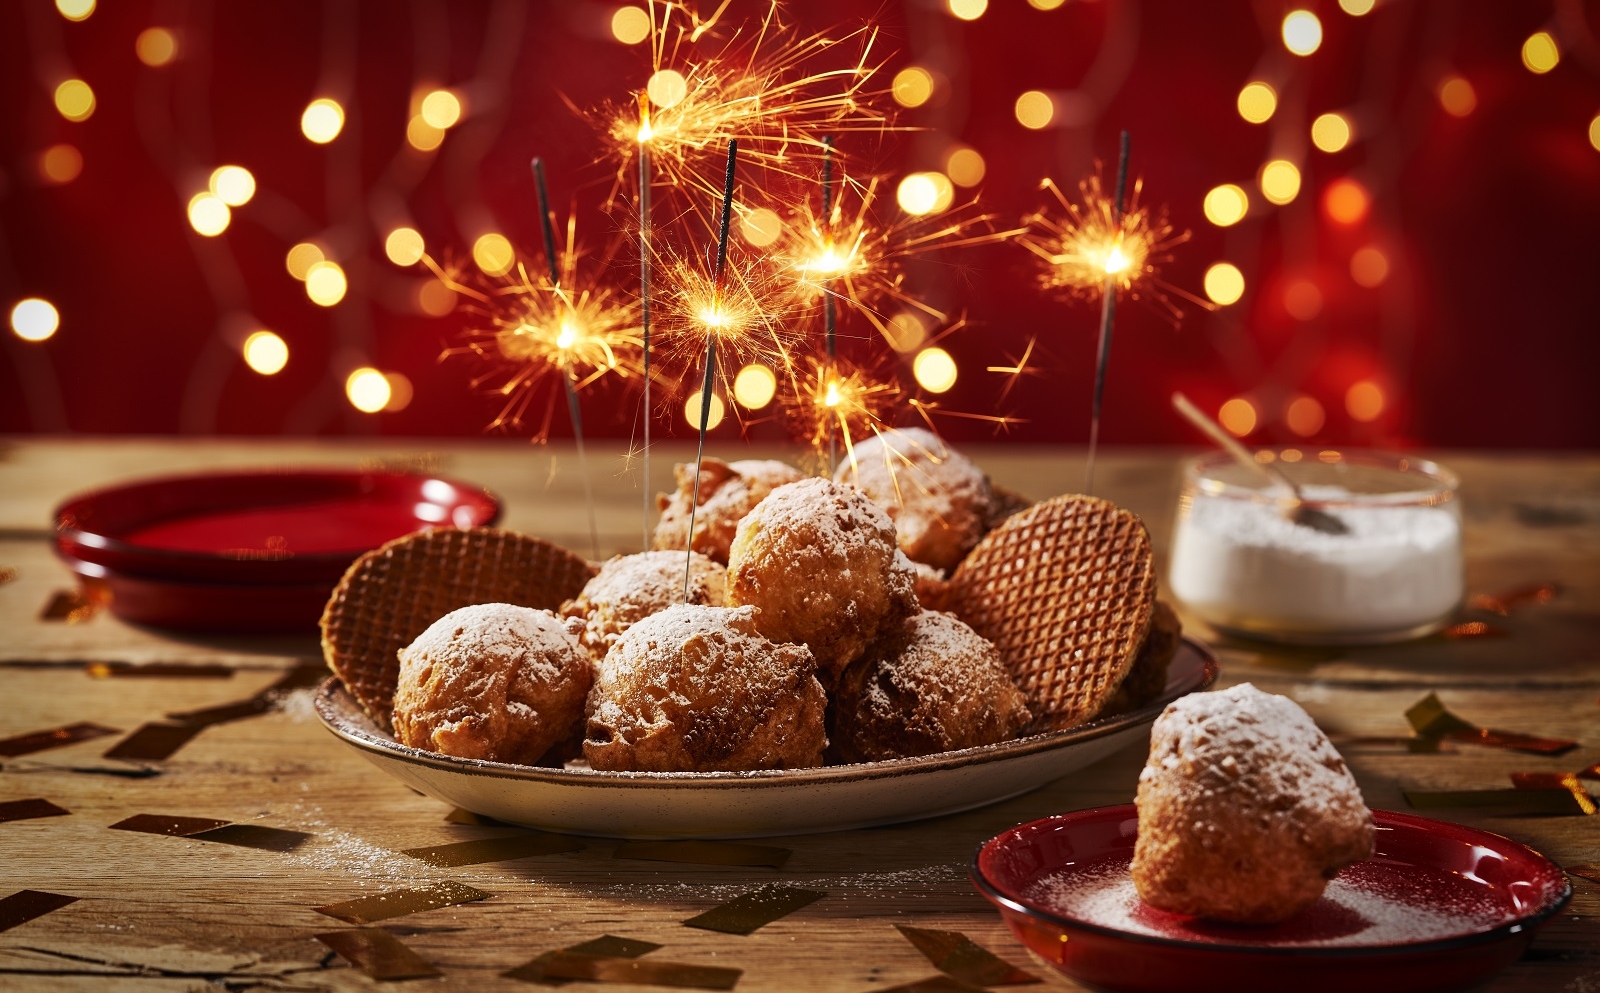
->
[54,469,500,585]
[972,805,1571,993]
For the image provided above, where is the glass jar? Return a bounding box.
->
[1168,448,1463,644]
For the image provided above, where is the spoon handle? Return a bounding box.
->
[1170,393,1297,497]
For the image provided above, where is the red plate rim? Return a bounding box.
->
[52,468,502,568]
[971,804,1573,959]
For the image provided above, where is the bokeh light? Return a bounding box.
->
[893,67,935,108]
[1260,160,1302,205]
[39,145,83,184]
[1350,246,1390,287]
[242,331,288,375]
[1237,82,1277,124]
[733,364,777,409]
[136,27,177,66]
[948,0,987,21]
[884,311,928,353]
[1338,0,1376,14]
[286,243,324,281]
[913,347,958,393]
[301,98,345,143]
[611,6,650,44]
[1014,90,1054,130]
[54,79,95,122]
[385,227,426,266]
[1311,113,1353,153]
[1521,32,1559,74]
[945,147,986,187]
[55,0,94,21]
[306,261,348,306]
[346,368,391,413]
[473,233,515,276]
[1203,263,1246,306]
[209,165,255,206]
[10,299,60,342]
[1285,395,1326,436]
[1028,0,1066,8]
[1203,184,1249,227]
[1437,76,1476,117]
[739,208,782,247]
[1324,178,1370,224]
[187,193,231,237]
[647,69,688,108]
[420,89,462,129]
[1346,380,1385,421]
[1590,113,1600,152]
[406,116,445,151]
[1282,11,1323,56]
[383,373,414,412]
[684,391,725,430]
[1284,280,1323,321]
[1219,398,1258,437]
[417,279,457,316]
[897,172,953,215]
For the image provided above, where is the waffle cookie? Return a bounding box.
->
[945,494,1156,731]
[320,527,597,730]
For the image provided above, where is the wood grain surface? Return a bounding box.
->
[1,437,1596,992]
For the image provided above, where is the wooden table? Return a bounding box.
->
[2,437,1596,992]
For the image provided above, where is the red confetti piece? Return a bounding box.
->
[1440,621,1509,639]
[1467,582,1561,616]
[1511,772,1597,816]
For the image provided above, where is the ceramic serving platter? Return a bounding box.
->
[315,639,1217,839]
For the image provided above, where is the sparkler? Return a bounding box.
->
[780,354,901,474]
[638,94,656,551]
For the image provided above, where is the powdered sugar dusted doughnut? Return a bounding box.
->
[560,550,725,663]
[831,610,1032,762]
[726,477,919,683]
[1132,683,1374,924]
[392,603,591,766]
[654,457,806,563]
[837,427,993,571]
[583,604,826,772]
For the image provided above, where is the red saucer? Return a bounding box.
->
[972,805,1570,993]
[53,469,501,632]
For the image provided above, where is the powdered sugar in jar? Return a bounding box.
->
[1168,449,1463,644]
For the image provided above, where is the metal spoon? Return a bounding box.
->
[1171,392,1350,536]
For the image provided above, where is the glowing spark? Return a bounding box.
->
[780,356,902,469]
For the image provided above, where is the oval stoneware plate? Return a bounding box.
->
[315,638,1217,839]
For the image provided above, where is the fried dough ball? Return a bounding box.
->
[583,604,826,772]
[393,603,591,766]
[831,610,1032,762]
[560,550,725,663]
[726,477,919,683]
[1102,600,1182,715]
[1132,683,1375,924]
[654,457,806,564]
[836,427,994,572]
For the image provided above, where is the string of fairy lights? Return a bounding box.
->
[7,0,1600,446]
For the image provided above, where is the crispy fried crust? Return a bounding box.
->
[653,458,805,564]
[837,427,994,572]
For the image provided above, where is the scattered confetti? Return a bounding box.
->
[1403,789,1589,816]
[315,928,441,980]
[39,587,105,623]
[0,722,120,758]
[683,884,825,935]
[0,798,70,823]
[894,925,1039,986]
[86,662,233,678]
[191,824,314,852]
[103,722,205,761]
[1405,692,1577,755]
[505,935,663,985]
[402,831,581,867]
[0,890,79,933]
[538,952,741,990]
[1440,621,1509,640]
[1468,582,1560,616]
[614,840,791,869]
[315,880,493,924]
[1511,772,1597,815]
[109,813,231,836]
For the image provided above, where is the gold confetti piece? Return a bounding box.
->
[0,890,79,933]
[876,978,987,993]
[102,722,205,761]
[894,925,1040,987]
[0,722,120,758]
[1511,772,1598,815]
[191,824,313,852]
[402,831,581,867]
[539,952,741,990]
[315,880,493,924]
[682,884,825,935]
[1440,621,1509,639]
[0,798,70,823]
[614,840,791,868]
[1566,863,1600,884]
[504,935,663,984]
[1405,693,1578,755]
[1403,789,1589,815]
[87,662,234,679]
[40,587,105,623]
[315,928,441,981]
[109,813,231,836]
[1468,582,1561,616]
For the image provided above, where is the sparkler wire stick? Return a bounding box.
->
[682,139,740,599]
[821,135,837,474]
[640,134,654,551]
[1084,130,1131,496]
[532,157,601,561]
